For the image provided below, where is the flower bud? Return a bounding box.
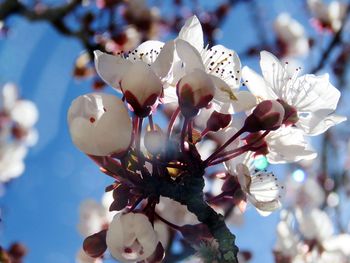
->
[68,93,132,156]
[177,69,215,118]
[121,61,162,117]
[106,213,158,262]
[243,100,285,132]
[144,125,166,155]
[206,111,232,133]
[277,99,299,126]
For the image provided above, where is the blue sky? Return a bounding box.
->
[0,0,347,262]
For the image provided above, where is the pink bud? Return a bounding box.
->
[243,100,285,132]
[68,93,132,156]
[177,69,215,118]
[121,61,162,117]
[206,111,232,133]
[83,230,107,258]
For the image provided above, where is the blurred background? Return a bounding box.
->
[0,0,349,262]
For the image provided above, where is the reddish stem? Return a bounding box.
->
[181,118,189,153]
[188,120,193,143]
[167,107,180,139]
[204,127,245,166]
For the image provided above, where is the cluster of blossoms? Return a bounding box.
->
[274,208,350,263]
[307,0,347,33]
[68,15,345,262]
[0,83,38,184]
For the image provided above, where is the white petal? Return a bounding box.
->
[202,45,241,89]
[297,113,346,136]
[151,40,175,79]
[323,234,350,256]
[175,39,205,72]
[248,195,281,214]
[213,89,257,114]
[266,127,317,163]
[128,40,164,65]
[161,87,178,104]
[94,50,131,90]
[242,66,278,100]
[2,83,18,111]
[290,74,340,113]
[11,100,39,128]
[296,208,333,242]
[259,51,290,97]
[178,15,204,52]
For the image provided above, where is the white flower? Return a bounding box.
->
[164,16,256,113]
[121,61,162,116]
[67,93,132,156]
[1,83,38,129]
[296,208,334,242]
[106,213,158,262]
[10,100,39,129]
[274,13,309,57]
[308,0,346,32]
[284,176,325,209]
[235,163,282,216]
[78,199,109,237]
[177,69,215,117]
[242,51,346,136]
[0,143,27,183]
[94,40,174,92]
[275,211,300,257]
[156,196,199,226]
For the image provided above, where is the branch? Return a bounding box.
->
[310,3,350,74]
[154,174,239,262]
[0,0,103,58]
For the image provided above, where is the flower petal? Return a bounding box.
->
[259,51,290,97]
[94,50,131,90]
[151,40,175,79]
[290,74,341,113]
[202,45,241,89]
[178,15,204,52]
[242,66,278,100]
[128,40,164,65]
[175,39,205,72]
[266,127,317,163]
[297,113,346,136]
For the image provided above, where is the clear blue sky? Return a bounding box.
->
[0,0,345,262]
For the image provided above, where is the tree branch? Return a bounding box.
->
[310,3,350,74]
[154,174,239,262]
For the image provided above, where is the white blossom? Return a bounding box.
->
[163,16,256,113]
[106,213,158,262]
[242,51,346,136]
[308,0,346,32]
[235,163,282,215]
[78,199,109,237]
[274,13,309,57]
[67,93,132,156]
[94,40,174,92]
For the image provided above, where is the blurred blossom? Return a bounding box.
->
[284,176,325,209]
[274,13,309,57]
[308,0,347,32]
[0,83,38,183]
